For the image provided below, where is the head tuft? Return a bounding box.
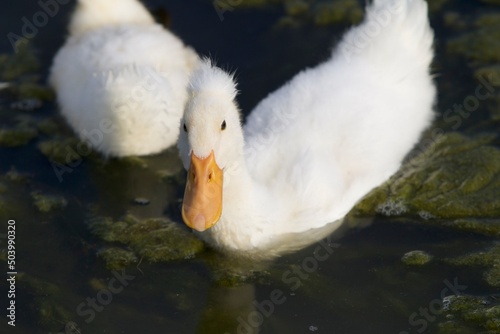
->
[188,59,238,100]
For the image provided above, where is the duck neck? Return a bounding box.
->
[223,152,256,217]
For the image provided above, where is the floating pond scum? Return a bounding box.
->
[0,0,499,333]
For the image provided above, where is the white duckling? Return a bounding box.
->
[50,0,198,157]
[178,0,435,253]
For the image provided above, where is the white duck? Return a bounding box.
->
[178,0,435,253]
[50,0,198,157]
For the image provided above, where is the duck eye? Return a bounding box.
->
[221,120,226,131]
[183,123,187,132]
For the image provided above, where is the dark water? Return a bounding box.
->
[0,1,498,334]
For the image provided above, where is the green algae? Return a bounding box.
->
[37,118,63,136]
[6,167,31,183]
[401,250,433,266]
[157,167,186,186]
[484,262,500,287]
[437,295,500,333]
[31,191,68,213]
[312,0,362,25]
[97,247,138,271]
[354,133,500,222]
[38,137,89,165]
[0,44,39,81]
[447,15,500,67]
[205,252,272,287]
[17,272,75,329]
[475,13,500,27]
[212,0,363,25]
[285,0,363,26]
[0,124,38,147]
[444,218,500,237]
[447,28,500,66]
[14,81,55,101]
[212,266,271,287]
[445,243,500,267]
[376,199,408,216]
[443,11,468,31]
[89,214,204,265]
[444,243,500,288]
[119,155,149,168]
[0,171,32,218]
[474,65,500,88]
[428,0,450,14]
[284,0,309,16]
[213,0,280,8]
[0,43,54,106]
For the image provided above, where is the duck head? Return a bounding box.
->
[178,60,244,232]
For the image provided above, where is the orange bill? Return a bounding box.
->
[182,151,223,231]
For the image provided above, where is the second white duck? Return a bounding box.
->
[178,0,436,253]
[50,0,198,157]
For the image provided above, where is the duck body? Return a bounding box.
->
[178,0,435,254]
[50,0,198,157]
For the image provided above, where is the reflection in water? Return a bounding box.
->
[195,217,373,334]
[198,284,259,334]
[88,147,184,219]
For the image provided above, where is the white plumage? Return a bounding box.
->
[178,0,436,254]
[50,0,198,157]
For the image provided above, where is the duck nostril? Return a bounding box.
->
[208,172,213,182]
